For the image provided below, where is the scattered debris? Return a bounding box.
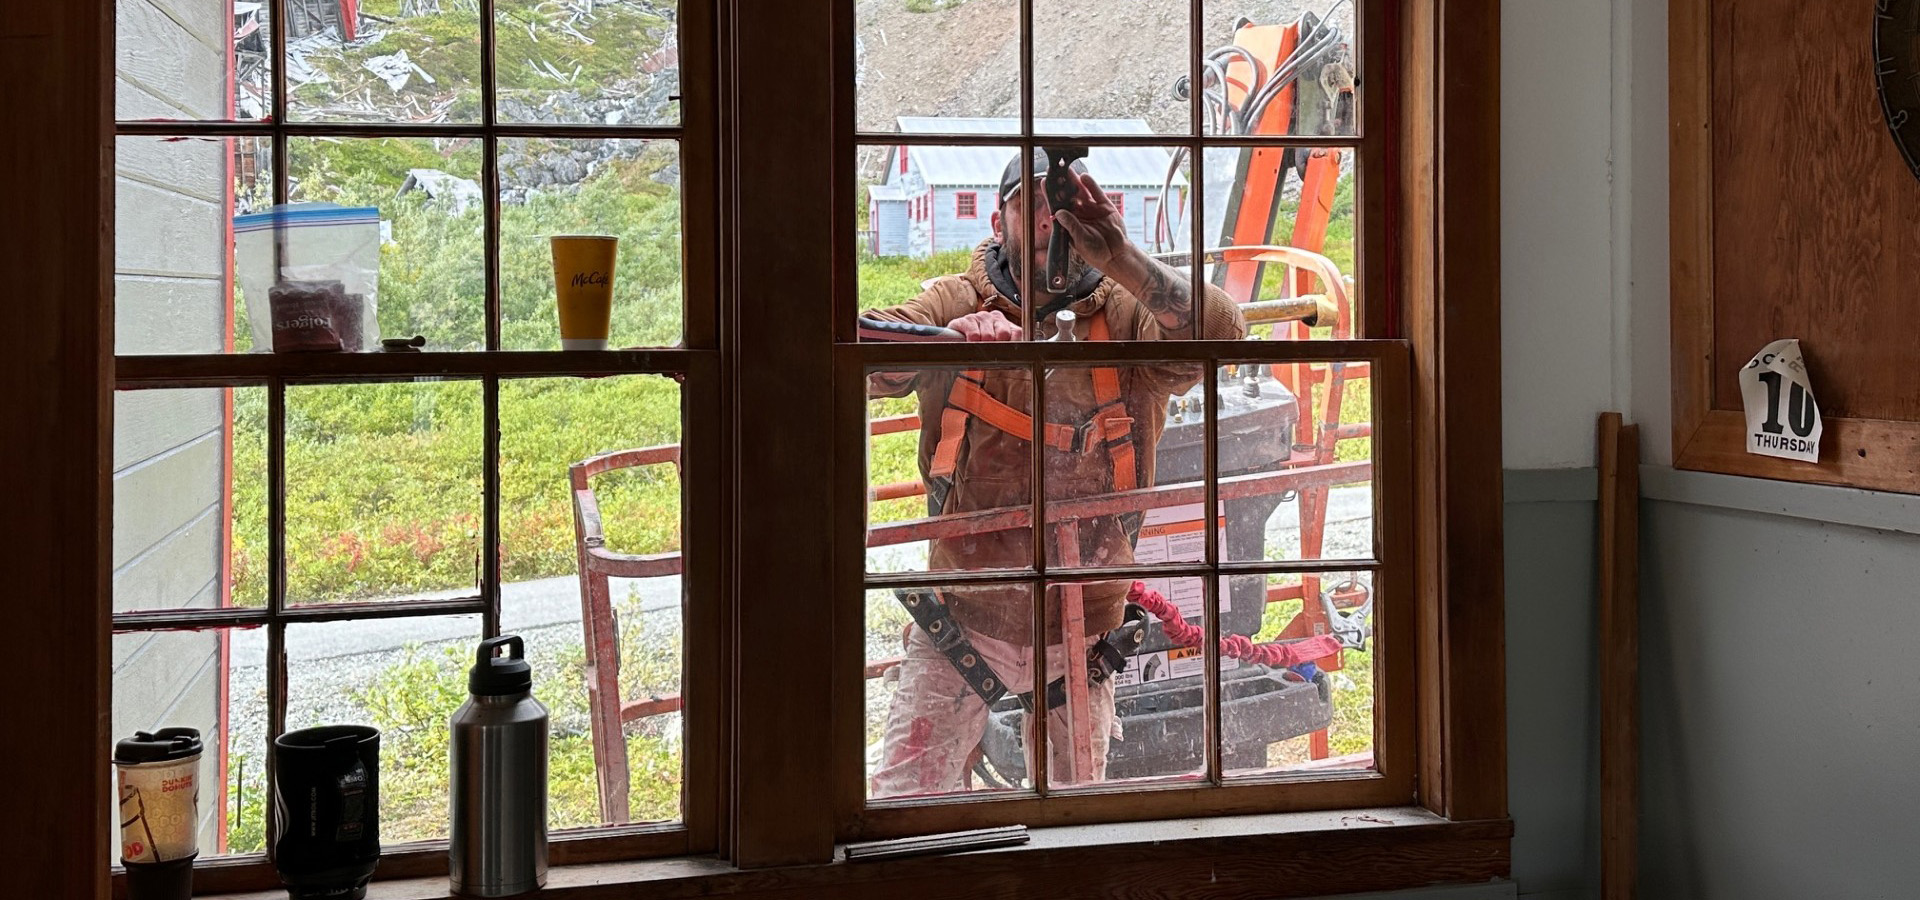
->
[398,169,484,215]
[364,49,436,93]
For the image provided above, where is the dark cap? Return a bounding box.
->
[470,635,533,696]
[114,728,203,764]
[999,147,1088,203]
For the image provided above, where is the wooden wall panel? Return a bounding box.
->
[1708,0,1920,422]
[1673,0,1920,493]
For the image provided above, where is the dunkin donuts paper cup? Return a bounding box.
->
[551,235,618,350]
[116,728,203,900]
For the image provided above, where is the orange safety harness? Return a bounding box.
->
[926,311,1139,505]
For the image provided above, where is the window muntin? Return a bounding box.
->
[956,191,978,218]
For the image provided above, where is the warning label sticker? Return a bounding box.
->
[1112,645,1236,688]
[1132,503,1229,617]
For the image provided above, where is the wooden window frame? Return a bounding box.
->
[91,1,727,894]
[955,190,978,219]
[727,0,1509,882]
[1668,0,1920,494]
[829,0,1415,845]
[12,0,1507,897]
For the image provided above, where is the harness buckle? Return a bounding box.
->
[1069,418,1099,454]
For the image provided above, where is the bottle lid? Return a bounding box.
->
[114,727,203,764]
[469,635,533,696]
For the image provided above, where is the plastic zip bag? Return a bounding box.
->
[234,204,382,352]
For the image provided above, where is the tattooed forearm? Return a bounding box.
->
[1128,256,1195,330]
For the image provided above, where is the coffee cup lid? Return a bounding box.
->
[115,728,203,764]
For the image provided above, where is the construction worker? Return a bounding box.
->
[866,149,1248,797]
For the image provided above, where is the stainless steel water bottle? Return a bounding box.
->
[450,635,548,897]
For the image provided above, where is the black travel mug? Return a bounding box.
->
[273,725,381,900]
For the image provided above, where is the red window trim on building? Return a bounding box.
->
[955,191,977,219]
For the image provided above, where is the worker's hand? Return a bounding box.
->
[1050,173,1131,271]
[949,309,1022,341]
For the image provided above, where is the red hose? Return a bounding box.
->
[1126,581,1342,668]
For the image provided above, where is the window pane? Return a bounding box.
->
[284,137,491,351]
[1221,570,1374,778]
[284,137,486,351]
[858,143,1208,342]
[1043,363,1206,571]
[114,387,267,613]
[284,380,483,605]
[117,0,272,121]
[495,0,680,125]
[1050,576,1207,788]
[867,366,1033,576]
[1199,1,1359,138]
[286,5,481,124]
[499,375,685,828]
[1200,146,1358,338]
[499,139,683,350]
[1015,144,1204,341]
[855,0,1018,134]
[110,627,267,861]
[1032,0,1190,135]
[115,136,271,355]
[1216,359,1374,563]
[856,142,1017,326]
[866,582,1035,801]
[283,614,483,845]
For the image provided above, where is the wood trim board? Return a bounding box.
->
[1401,0,1508,824]
[191,812,1513,900]
[1597,413,1639,900]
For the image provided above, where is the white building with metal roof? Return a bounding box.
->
[866,118,1189,259]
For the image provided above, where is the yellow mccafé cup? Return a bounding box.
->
[551,235,618,350]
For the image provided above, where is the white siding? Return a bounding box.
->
[872,199,910,257]
[930,187,994,255]
[113,0,231,856]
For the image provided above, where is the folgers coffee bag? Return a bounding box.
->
[235,204,382,352]
[269,280,368,352]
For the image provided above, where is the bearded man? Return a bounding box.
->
[864,148,1247,797]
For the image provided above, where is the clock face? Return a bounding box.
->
[1877,0,1920,179]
